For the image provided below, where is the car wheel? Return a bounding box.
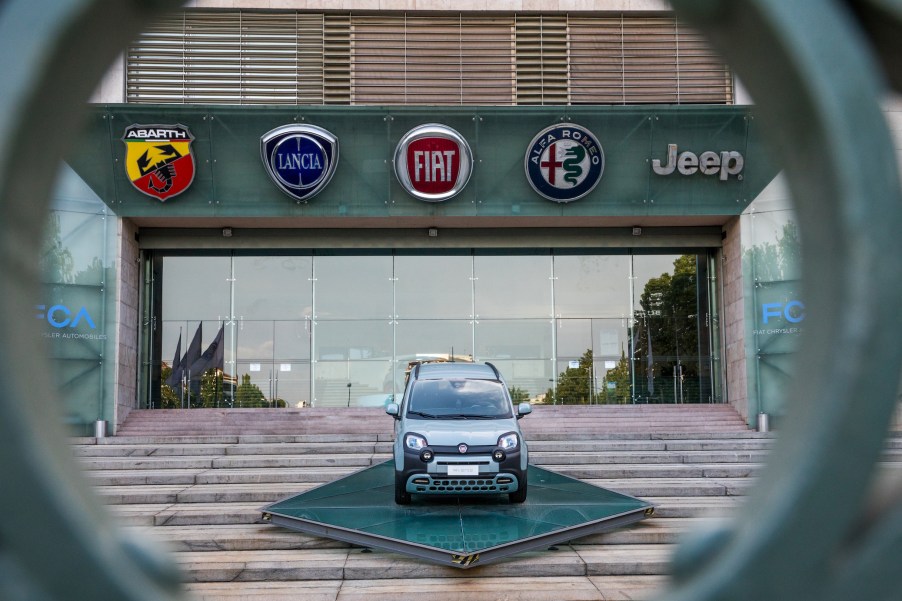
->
[394,472,411,505]
[508,472,528,504]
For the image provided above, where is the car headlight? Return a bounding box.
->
[497,432,519,451]
[404,433,428,451]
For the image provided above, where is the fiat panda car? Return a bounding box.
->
[385,361,531,505]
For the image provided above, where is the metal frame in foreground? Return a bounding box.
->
[261,462,654,569]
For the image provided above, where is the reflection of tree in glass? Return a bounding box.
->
[546,349,594,404]
[631,254,701,403]
[601,353,631,404]
[509,386,529,404]
[41,214,75,284]
[235,373,267,408]
[744,221,801,282]
[159,365,180,409]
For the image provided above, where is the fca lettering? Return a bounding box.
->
[762,301,805,324]
[36,304,97,329]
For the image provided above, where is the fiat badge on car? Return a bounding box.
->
[458,443,469,454]
[394,124,473,202]
[261,124,339,202]
[525,123,604,203]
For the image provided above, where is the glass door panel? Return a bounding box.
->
[474,255,551,318]
[553,255,630,318]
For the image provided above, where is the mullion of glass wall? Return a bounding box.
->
[151,250,717,409]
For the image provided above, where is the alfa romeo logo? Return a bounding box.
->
[261,124,339,202]
[524,123,604,203]
[394,124,473,202]
[122,124,195,201]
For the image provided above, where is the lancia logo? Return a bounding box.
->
[524,123,604,203]
[261,124,339,203]
[458,444,469,454]
[394,124,473,202]
[122,124,195,202]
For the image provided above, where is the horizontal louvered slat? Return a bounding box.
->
[569,16,731,105]
[126,10,731,106]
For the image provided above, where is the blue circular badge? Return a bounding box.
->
[524,123,604,203]
[261,124,339,202]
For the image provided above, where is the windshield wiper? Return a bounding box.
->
[407,410,440,419]
[441,413,499,420]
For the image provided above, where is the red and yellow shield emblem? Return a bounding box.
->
[122,124,195,201]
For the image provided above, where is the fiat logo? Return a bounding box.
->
[393,124,473,202]
[458,443,469,454]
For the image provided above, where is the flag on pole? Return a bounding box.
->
[165,332,183,390]
[185,323,203,396]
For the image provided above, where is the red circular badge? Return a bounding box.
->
[394,124,473,202]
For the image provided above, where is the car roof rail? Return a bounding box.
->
[485,361,501,379]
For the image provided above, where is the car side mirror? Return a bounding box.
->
[516,402,532,419]
[386,403,400,419]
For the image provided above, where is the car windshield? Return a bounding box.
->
[406,378,513,419]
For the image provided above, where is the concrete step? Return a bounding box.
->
[172,544,674,583]
[139,518,703,553]
[117,405,752,437]
[72,413,901,601]
[184,575,668,601]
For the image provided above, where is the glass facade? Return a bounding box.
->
[741,176,802,419]
[43,165,119,434]
[144,250,720,409]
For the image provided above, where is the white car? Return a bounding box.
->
[385,361,531,504]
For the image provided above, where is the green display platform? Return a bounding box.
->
[261,462,654,568]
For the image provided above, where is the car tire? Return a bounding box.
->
[394,472,411,505]
[508,472,528,504]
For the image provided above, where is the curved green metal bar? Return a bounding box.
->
[0,1,188,599]
[0,0,900,599]
[664,1,902,599]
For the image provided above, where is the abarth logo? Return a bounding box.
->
[394,124,473,202]
[525,123,604,203]
[261,124,339,203]
[122,124,195,201]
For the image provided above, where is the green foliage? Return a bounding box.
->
[235,373,268,408]
[159,365,180,409]
[508,386,530,404]
[546,349,595,405]
[631,254,701,402]
[600,353,632,404]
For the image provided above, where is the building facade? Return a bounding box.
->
[45,2,817,435]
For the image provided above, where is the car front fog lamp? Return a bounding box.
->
[493,449,506,462]
[420,449,434,462]
[405,434,428,451]
[497,433,519,451]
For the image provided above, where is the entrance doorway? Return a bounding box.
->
[143,250,719,408]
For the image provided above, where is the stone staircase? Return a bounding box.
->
[73,406,901,600]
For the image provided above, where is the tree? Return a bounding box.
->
[508,386,530,404]
[199,369,224,408]
[235,373,267,408]
[601,352,632,404]
[546,349,595,404]
[159,365,180,409]
[41,214,74,284]
[631,254,701,403]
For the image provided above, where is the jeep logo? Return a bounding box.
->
[652,143,744,180]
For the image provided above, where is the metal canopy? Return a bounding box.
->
[261,462,654,569]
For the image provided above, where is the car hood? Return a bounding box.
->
[405,417,520,447]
